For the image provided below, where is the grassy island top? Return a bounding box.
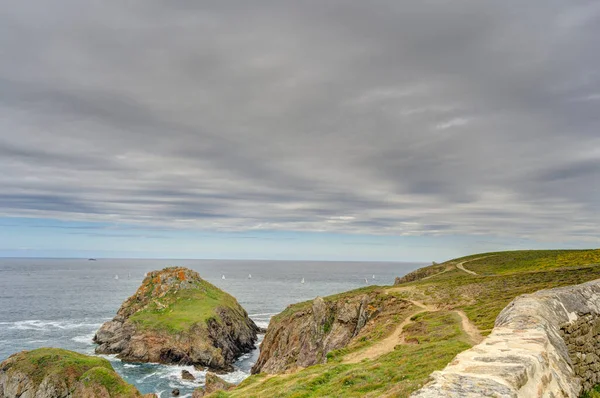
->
[0,348,140,397]
[122,267,242,333]
[210,248,600,398]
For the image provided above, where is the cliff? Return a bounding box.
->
[0,348,154,398]
[252,288,413,374]
[94,267,259,371]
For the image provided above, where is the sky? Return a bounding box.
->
[0,1,599,261]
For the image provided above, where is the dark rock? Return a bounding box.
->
[172,388,180,396]
[181,370,195,381]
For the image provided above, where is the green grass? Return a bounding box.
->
[1,348,114,385]
[407,250,600,333]
[582,384,600,398]
[80,366,141,396]
[0,348,141,397]
[463,249,600,275]
[128,277,240,333]
[214,311,471,398]
[208,248,600,397]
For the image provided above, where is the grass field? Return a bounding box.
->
[207,248,600,397]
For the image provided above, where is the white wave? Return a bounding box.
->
[220,369,250,385]
[254,320,270,329]
[4,320,101,331]
[72,331,96,344]
[248,312,278,317]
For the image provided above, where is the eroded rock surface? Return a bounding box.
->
[252,290,411,374]
[94,267,259,371]
[0,348,155,398]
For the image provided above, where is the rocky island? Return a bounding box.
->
[0,348,154,398]
[94,267,260,371]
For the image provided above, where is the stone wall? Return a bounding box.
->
[411,279,600,398]
[561,314,600,392]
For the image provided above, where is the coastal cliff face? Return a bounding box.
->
[94,267,259,371]
[252,289,412,374]
[0,348,154,398]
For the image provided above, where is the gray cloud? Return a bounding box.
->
[0,0,599,242]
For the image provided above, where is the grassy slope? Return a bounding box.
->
[221,311,470,398]
[128,275,240,333]
[406,249,600,334]
[1,348,139,396]
[209,248,600,398]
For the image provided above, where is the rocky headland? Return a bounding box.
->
[94,267,260,371]
[252,288,412,374]
[0,348,155,398]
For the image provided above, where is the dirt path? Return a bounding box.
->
[342,299,483,364]
[343,300,435,364]
[455,310,483,344]
[455,259,478,275]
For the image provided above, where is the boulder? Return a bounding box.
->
[94,267,260,371]
[192,372,234,397]
[181,370,195,381]
[0,348,154,398]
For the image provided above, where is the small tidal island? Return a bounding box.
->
[0,348,154,398]
[94,267,260,371]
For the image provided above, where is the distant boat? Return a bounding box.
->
[128,272,131,279]
[372,274,375,279]
[88,258,96,261]
[144,272,147,277]
[365,278,368,284]
[301,278,305,284]
[114,274,119,280]
[248,274,252,279]
[222,275,226,280]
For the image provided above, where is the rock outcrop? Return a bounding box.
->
[191,372,234,397]
[94,267,259,371]
[0,348,155,398]
[252,290,412,374]
[412,278,600,397]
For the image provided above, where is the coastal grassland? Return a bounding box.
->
[2,347,113,385]
[128,278,240,333]
[210,249,600,397]
[80,366,140,396]
[1,348,140,396]
[463,249,600,275]
[213,311,471,398]
[401,249,600,334]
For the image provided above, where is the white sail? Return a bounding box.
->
[114,274,119,280]
[248,274,252,279]
[301,278,305,284]
[222,275,226,280]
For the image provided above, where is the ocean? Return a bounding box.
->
[0,258,421,397]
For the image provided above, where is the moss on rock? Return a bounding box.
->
[94,267,259,371]
[0,348,151,398]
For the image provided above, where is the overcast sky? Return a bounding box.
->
[0,1,599,260]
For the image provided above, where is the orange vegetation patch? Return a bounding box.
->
[178,271,186,281]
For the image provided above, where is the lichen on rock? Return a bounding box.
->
[252,288,411,374]
[0,348,154,398]
[94,267,259,371]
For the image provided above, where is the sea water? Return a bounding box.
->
[0,258,421,397]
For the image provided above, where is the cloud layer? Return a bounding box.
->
[1,1,599,242]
